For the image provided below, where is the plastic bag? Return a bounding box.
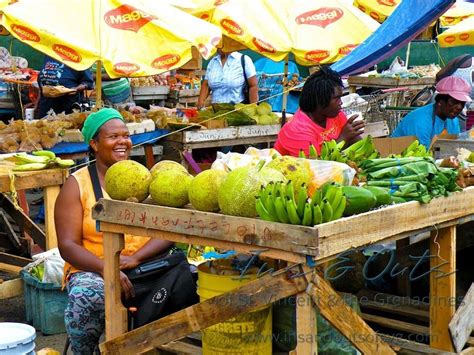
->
[211,148,355,194]
[211,147,281,172]
[24,248,65,286]
[307,159,356,196]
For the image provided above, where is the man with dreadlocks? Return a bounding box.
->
[274,66,364,156]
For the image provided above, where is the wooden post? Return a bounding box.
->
[292,292,317,354]
[144,145,155,169]
[44,185,60,250]
[103,231,127,340]
[100,269,308,354]
[309,274,395,354]
[430,226,456,352]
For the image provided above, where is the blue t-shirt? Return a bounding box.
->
[39,56,93,90]
[205,52,256,104]
[391,103,461,148]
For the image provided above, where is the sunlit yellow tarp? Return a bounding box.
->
[439,1,474,27]
[167,0,222,21]
[1,0,222,78]
[211,0,379,65]
[353,0,400,23]
[438,16,474,47]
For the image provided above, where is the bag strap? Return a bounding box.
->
[88,164,103,232]
[240,54,248,83]
[88,163,103,201]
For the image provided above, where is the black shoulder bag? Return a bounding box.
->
[88,164,198,329]
[240,54,250,104]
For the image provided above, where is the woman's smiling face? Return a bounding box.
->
[91,119,131,167]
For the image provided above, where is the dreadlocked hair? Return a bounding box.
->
[299,66,343,113]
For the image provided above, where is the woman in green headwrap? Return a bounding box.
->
[55,108,173,354]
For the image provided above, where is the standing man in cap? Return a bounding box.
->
[392,76,472,148]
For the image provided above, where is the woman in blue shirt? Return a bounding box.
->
[197,48,258,108]
[392,76,472,148]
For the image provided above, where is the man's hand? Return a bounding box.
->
[119,271,135,300]
[74,84,87,92]
[339,114,365,142]
[119,255,141,270]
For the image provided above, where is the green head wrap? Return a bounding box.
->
[81,108,125,144]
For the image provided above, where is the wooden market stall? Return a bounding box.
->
[432,138,474,159]
[0,167,67,299]
[347,76,436,94]
[92,186,474,354]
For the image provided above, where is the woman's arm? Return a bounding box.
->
[55,176,104,275]
[55,176,135,299]
[247,75,258,104]
[197,79,210,109]
[119,239,174,270]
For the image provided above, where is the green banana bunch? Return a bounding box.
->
[255,181,312,226]
[317,140,348,163]
[7,150,75,171]
[254,180,349,227]
[309,182,347,225]
[397,140,432,158]
[341,135,380,163]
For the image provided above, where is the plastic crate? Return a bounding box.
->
[20,270,68,335]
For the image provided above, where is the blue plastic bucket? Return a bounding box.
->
[0,323,36,354]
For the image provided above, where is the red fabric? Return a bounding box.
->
[274,109,347,157]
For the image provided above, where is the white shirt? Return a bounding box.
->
[205,52,256,104]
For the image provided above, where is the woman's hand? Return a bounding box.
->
[119,271,135,300]
[119,255,141,270]
[339,114,365,143]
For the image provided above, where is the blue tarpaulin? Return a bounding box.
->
[51,129,169,155]
[332,0,455,76]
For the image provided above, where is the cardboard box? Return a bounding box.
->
[373,136,417,157]
[429,133,458,151]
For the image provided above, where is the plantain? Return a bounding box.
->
[33,150,56,159]
[296,183,308,218]
[336,140,346,150]
[263,193,278,221]
[310,188,323,207]
[274,196,290,224]
[13,162,48,171]
[301,202,313,226]
[256,197,277,222]
[55,158,75,168]
[312,204,323,225]
[259,185,269,206]
[286,180,295,202]
[298,149,306,158]
[286,197,302,225]
[321,199,333,223]
[13,154,50,165]
[329,185,343,212]
[309,144,318,159]
[331,195,346,221]
[323,182,338,203]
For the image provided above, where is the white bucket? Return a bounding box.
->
[0,323,36,354]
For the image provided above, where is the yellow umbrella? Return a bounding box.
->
[438,16,474,47]
[353,0,401,23]
[439,1,474,27]
[211,0,379,65]
[167,0,221,21]
[1,0,221,78]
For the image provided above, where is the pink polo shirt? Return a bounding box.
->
[274,109,347,157]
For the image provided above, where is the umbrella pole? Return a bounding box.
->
[96,60,102,109]
[405,42,411,68]
[281,55,289,127]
